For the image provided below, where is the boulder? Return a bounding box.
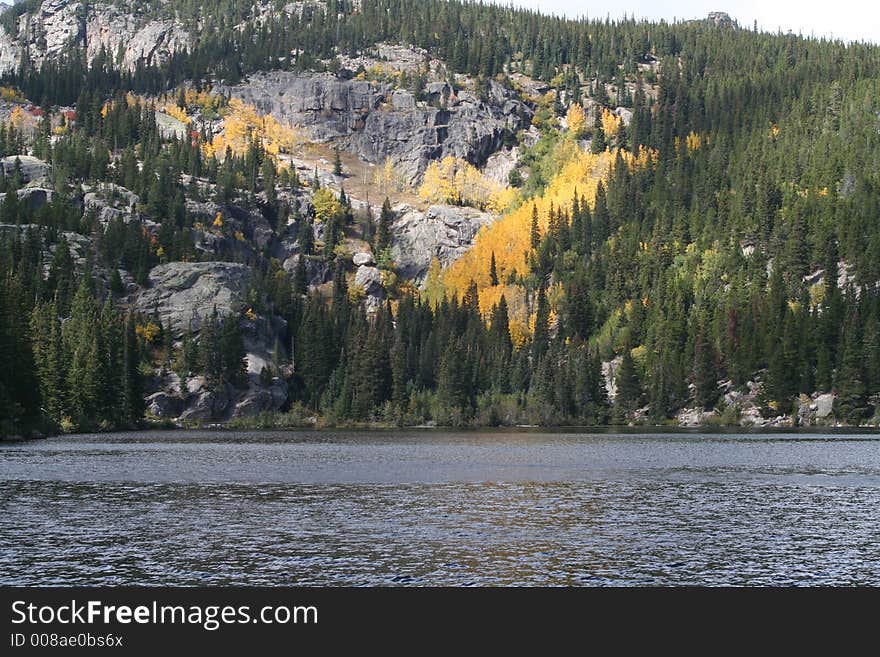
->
[179,391,214,422]
[145,392,184,419]
[354,265,384,295]
[615,107,634,126]
[816,393,835,418]
[352,251,375,267]
[232,380,289,418]
[179,382,235,422]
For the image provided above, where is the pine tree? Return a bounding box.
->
[298,219,315,256]
[591,110,606,153]
[530,204,541,250]
[531,285,550,361]
[375,197,394,252]
[489,251,499,286]
[220,315,247,386]
[693,325,720,409]
[333,146,343,176]
[614,348,641,416]
[199,309,222,385]
[122,315,144,425]
[834,295,868,423]
[293,255,308,294]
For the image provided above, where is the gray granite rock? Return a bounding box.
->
[134,262,252,337]
[352,251,375,267]
[391,204,496,284]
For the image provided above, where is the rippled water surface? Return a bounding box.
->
[2,430,879,585]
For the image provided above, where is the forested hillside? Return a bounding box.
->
[1,0,879,435]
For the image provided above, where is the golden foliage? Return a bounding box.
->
[601,108,622,139]
[8,106,27,130]
[161,103,190,125]
[419,157,460,205]
[627,146,658,170]
[205,98,303,161]
[312,188,341,223]
[565,103,587,138]
[422,257,446,308]
[135,322,161,344]
[373,156,407,195]
[443,147,615,323]
[0,86,23,102]
[213,212,224,228]
[418,156,519,212]
[487,186,521,214]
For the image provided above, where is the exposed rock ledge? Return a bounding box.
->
[391,204,495,285]
[134,262,252,337]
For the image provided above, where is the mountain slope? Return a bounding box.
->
[1,0,880,435]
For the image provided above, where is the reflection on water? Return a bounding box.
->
[1,430,879,585]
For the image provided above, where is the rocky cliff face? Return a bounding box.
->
[391,204,495,285]
[0,0,193,73]
[223,72,532,183]
[135,261,291,422]
[134,261,254,337]
[2,2,532,184]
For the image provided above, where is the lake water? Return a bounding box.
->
[1,430,879,586]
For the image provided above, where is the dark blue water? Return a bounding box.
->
[1,430,879,585]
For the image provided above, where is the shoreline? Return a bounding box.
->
[7,423,880,442]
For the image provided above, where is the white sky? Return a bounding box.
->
[504,1,880,44]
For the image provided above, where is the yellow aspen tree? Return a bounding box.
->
[601,108,622,139]
[566,103,587,138]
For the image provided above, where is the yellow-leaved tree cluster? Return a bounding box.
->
[373,156,408,195]
[600,108,622,141]
[160,102,190,125]
[418,156,519,214]
[440,146,655,342]
[204,98,303,161]
[565,102,587,138]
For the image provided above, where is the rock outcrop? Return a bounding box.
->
[354,264,386,310]
[134,262,253,337]
[135,262,292,422]
[282,253,332,289]
[391,204,496,284]
[0,155,50,184]
[83,183,140,226]
[222,71,388,141]
[0,0,194,74]
[0,187,52,210]
[707,12,734,28]
[223,72,532,182]
[352,251,375,267]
